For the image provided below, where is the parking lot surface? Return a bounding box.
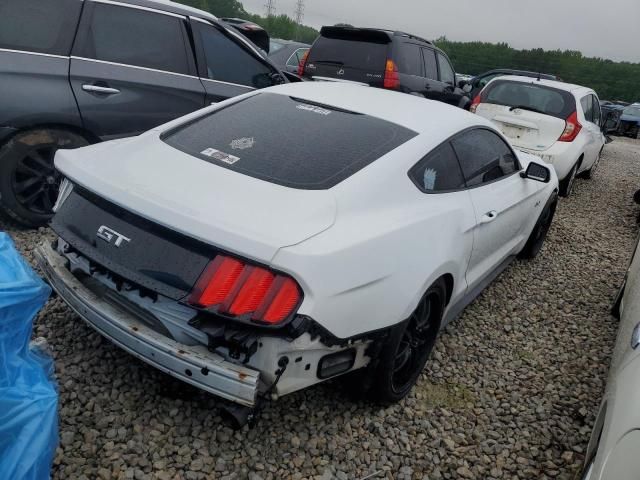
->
[3,138,640,480]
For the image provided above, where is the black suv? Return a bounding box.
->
[300,26,470,109]
[0,0,289,226]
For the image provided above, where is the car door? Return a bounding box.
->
[394,42,425,94]
[69,1,206,140]
[436,52,461,107]
[579,94,600,171]
[452,128,539,289]
[190,18,280,105]
[420,47,444,101]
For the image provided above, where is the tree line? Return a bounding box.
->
[434,38,639,102]
[175,1,639,102]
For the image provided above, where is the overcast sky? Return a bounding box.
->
[242,0,640,63]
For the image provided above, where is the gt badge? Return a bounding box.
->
[97,225,131,247]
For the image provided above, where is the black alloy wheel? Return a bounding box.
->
[0,129,89,226]
[11,144,61,215]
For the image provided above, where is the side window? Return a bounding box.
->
[409,142,465,192]
[581,95,594,123]
[591,95,601,125]
[437,53,455,85]
[396,44,423,77]
[286,48,308,68]
[422,48,438,80]
[451,129,519,187]
[478,73,499,89]
[77,3,190,74]
[195,23,275,88]
[0,0,83,55]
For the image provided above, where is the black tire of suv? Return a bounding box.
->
[367,279,445,404]
[518,198,557,260]
[559,162,578,198]
[0,128,89,227]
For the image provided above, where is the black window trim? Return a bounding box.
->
[72,0,198,77]
[407,126,523,194]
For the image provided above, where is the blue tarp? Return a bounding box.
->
[0,233,57,480]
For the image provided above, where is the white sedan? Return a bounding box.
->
[471,76,606,197]
[36,82,558,417]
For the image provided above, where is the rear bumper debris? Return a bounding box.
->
[35,241,260,407]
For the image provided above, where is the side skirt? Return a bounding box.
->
[441,255,516,328]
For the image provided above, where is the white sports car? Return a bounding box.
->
[36,82,558,418]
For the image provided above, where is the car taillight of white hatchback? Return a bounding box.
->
[187,255,302,324]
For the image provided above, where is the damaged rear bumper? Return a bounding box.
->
[35,241,260,407]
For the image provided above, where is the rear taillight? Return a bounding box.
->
[558,111,582,142]
[188,255,302,325]
[297,50,309,76]
[383,59,400,89]
[469,94,482,113]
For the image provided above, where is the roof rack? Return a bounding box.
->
[393,31,433,45]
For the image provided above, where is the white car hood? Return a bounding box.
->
[54,135,337,263]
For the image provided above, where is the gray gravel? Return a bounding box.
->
[3,137,640,480]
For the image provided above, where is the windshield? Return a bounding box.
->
[623,106,640,117]
[162,93,418,190]
[482,80,575,119]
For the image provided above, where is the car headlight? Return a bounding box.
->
[52,178,73,213]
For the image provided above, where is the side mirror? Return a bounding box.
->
[457,79,467,89]
[520,162,551,183]
[462,83,472,94]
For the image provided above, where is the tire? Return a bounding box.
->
[518,198,557,259]
[367,279,446,404]
[581,149,602,180]
[0,128,89,227]
[559,162,578,198]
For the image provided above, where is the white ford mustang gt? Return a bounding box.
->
[36,82,559,415]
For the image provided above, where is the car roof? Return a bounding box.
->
[115,0,217,21]
[490,75,594,95]
[319,26,434,47]
[271,38,310,47]
[478,69,556,80]
[262,82,491,139]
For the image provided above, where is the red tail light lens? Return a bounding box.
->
[189,255,302,324]
[469,94,482,113]
[558,111,582,142]
[383,59,400,89]
[297,50,309,76]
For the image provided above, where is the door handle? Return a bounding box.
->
[480,211,498,224]
[82,84,120,95]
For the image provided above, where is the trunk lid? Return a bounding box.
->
[476,103,566,151]
[54,137,337,267]
[305,27,389,86]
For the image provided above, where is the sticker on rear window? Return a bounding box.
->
[229,137,255,150]
[296,103,331,116]
[200,148,240,165]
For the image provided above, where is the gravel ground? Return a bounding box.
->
[3,137,640,480]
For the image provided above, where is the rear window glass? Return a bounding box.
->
[307,35,387,72]
[0,0,82,55]
[482,80,575,119]
[162,93,418,190]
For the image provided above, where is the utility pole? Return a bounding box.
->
[294,0,305,40]
[265,0,276,17]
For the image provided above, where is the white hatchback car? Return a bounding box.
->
[36,83,558,419]
[471,76,606,197]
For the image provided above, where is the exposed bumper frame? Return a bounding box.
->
[35,241,260,407]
